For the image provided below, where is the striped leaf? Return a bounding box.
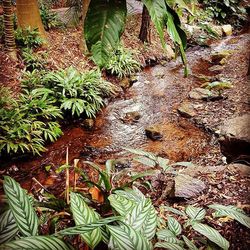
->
[186,206,206,221]
[162,206,186,217]
[192,223,229,250]
[85,0,127,68]
[56,217,121,236]
[3,176,39,237]
[157,229,176,240]
[161,237,183,245]
[0,210,19,244]
[70,193,102,249]
[182,235,198,250]
[125,198,157,240]
[114,187,145,202]
[209,204,250,229]
[107,223,152,250]
[108,194,135,216]
[167,216,182,235]
[0,236,71,250]
[155,242,184,250]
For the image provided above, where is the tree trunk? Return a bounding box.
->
[3,0,17,60]
[16,0,46,40]
[79,0,91,54]
[139,5,151,43]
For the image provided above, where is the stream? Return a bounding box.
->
[1,31,250,196]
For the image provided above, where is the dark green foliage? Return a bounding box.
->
[200,0,247,27]
[106,46,141,78]
[21,48,47,71]
[0,87,62,156]
[46,66,116,117]
[39,4,63,30]
[15,27,44,48]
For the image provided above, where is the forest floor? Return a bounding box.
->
[0,13,250,250]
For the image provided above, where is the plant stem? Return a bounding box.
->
[65,147,70,204]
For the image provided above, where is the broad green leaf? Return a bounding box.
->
[0,236,71,250]
[85,0,127,68]
[182,235,198,250]
[186,206,206,221]
[142,0,167,49]
[209,204,250,229]
[122,147,157,161]
[157,229,176,240]
[107,223,152,250]
[167,216,182,235]
[114,187,146,202]
[192,223,229,250]
[134,156,156,167]
[109,194,136,216]
[55,216,121,236]
[0,210,19,244]
[125,198,157,240]
[165,7,188,76]
[155,242,184,250]
[70,193,102,249]
[161,206,186,217]
[3,176,39,237]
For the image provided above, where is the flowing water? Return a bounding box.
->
[1,31,249,195]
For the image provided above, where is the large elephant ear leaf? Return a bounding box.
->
[142,0,167,49]
[3,176,39,237]
[0,236,71,250]
[164,6,188,76]
[84,0,127,68]
[70,192,102,249]
[0,209,19,244]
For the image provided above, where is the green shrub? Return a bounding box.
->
[39,4,63,30]
[0,87,62,155]
[46,66,116,117]
[21,69,48,90]
[21,48,47,71]
[200,0,247,27]
[15,27,44,48]
[106,46,141,78]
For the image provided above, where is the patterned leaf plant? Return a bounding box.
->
[70,192,102,249]
[3,176,39,237]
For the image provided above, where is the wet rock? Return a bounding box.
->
[175,174,206,198]
[208,65,224,73]
[222,24,233,36]
[81,119,95,130]
[227,163,250,176]
[119,77,133,89]
[181,165,227,177]
[145,56,158,66]
[177,102,196,118]
[211,50,232,64]
[121,111,141,124]
[113,159,131,170]
[145,126,163,141]
[219,114,250,163]
[189,87,221,101]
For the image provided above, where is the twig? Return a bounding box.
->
[32,177,51,193]
[73,159,80,192]
[65,147,70,205]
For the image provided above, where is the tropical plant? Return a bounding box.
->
[84,0,189,75]
[1,170,250,249]
[46,66,116,117]
[15,27,44,48]
[106,45,142,78]
[21,48,47,71]
[199,0,247,27]
[39,3,63,30]
[21,69,48,90]
[0,87,62,155]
